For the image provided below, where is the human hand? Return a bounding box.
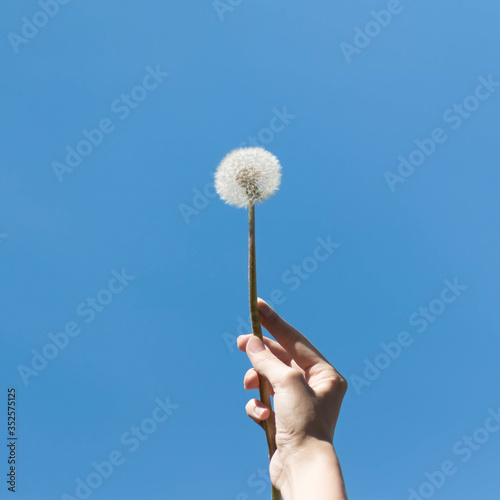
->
[237,299,348,493]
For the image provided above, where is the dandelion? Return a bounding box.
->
[214,147,281,208]
[214,147,282,500]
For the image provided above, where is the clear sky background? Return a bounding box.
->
[1,1,499,499]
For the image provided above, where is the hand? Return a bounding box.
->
[237,299,348,492]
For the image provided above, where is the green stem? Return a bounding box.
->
[248,202,281,500]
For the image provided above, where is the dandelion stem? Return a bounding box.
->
[248,202,281,500]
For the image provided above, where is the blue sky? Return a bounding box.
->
[1,1,499,499]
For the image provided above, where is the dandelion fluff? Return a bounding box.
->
[214,147,281,207]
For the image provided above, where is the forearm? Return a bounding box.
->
[279,440,348,500]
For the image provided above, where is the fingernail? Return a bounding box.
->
[255,406,267,417]
[247,336,265,353]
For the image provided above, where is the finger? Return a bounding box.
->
[245,398,271,426]
[238,334,294,366]
[244,368,274,394]
[257,299,334,375]
[245,336,294,388]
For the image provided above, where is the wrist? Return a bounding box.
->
[279,439,347,500]
[282,437,335,473]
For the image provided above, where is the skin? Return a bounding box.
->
[237,299,348,500]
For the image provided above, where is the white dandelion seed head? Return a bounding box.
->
[214,147,282,208]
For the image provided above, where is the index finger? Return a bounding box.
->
[257,298,333,375]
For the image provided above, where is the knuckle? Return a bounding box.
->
[258,351,277,367]
[282,368,303,384]
[337,376,348,392]
[321,365,347,392]
[330,375,348,393]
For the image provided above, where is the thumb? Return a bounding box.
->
[246,336,291,388]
